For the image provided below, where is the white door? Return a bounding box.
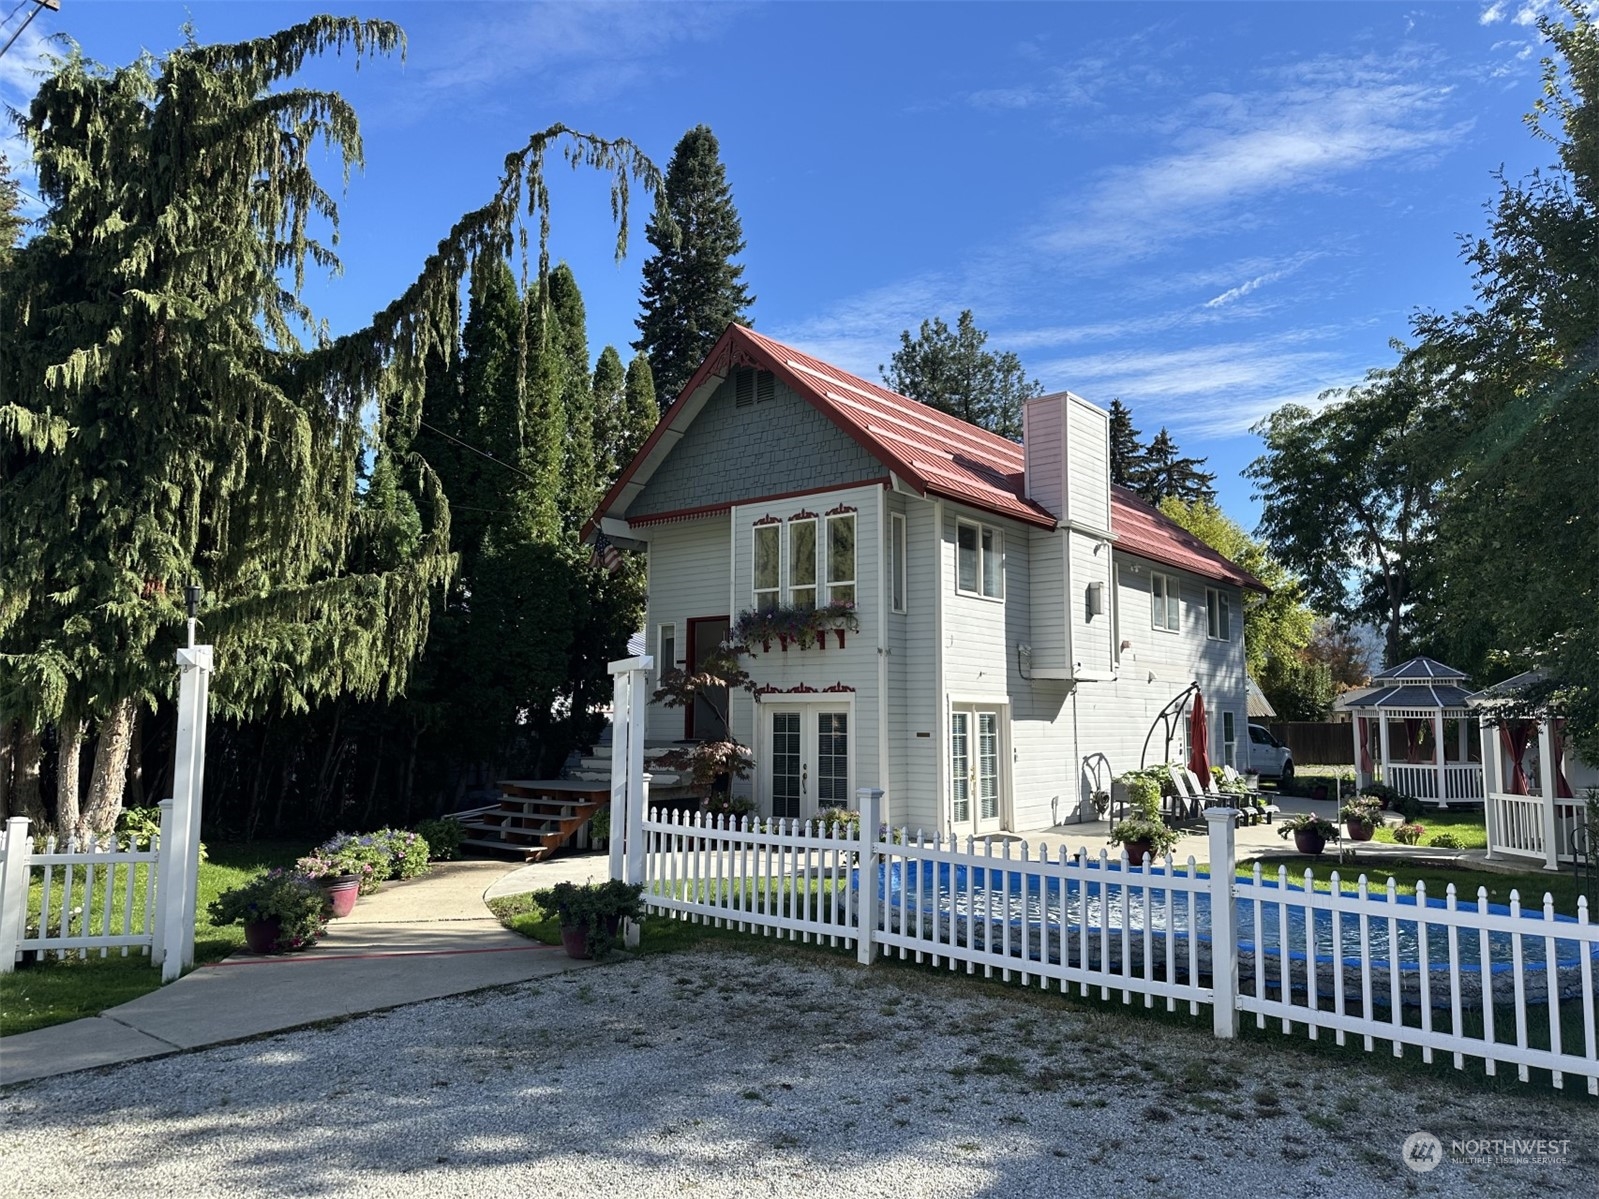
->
[766,706,851,821]
[950,706,1005,835]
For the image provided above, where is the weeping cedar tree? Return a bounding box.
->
[1411,3,1599,761]
[881,310,1042,441]
[0,19,658,837]
[633,124,754,400]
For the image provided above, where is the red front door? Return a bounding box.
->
[685,616,729,741]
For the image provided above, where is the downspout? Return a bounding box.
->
[933,498,946,839]
[877,484,891,825]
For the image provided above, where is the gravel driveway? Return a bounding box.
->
[3,943,1595,1197]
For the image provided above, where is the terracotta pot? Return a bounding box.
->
[1344,820,1375,843]
[243,918,283,954]
[1311,783,1329,802]
[320,874,360,918]
[560,925,590,960]
[1293,830,1327,856]
[1122,839,1155,867]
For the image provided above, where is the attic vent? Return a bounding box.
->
[733,367,776,408]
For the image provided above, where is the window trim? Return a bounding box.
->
[1150,571,1179,633]
[1206,587,1231,641]
[955,517,1004,601]
[788,515,818,610]
[1222,711,1237,769]
[657,622,677,683]
[890,512,907,614]
[752,522,780,612]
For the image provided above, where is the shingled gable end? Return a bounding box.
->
[589,324,1259,836]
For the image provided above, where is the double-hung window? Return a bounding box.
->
[956,519,1002,599]
[890,513,907,613]
[1222,711,1237,768]
[1151,572,1179,632]
[826,512,856,605]
[1205,587,1231,640]
[788,517,817,609]
[752,524,780,612]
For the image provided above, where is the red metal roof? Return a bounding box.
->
[594,325,1263,591]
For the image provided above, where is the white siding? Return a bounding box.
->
[1066,399,1111,533]
[1022,398,1064,517]
[642,516,731,743]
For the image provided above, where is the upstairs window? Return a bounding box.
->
[890,513,907,614]
[826,512,856,605]
[789,517,817,610]
[956,519,1002,599]
[1151,572,1179,632]
[752,523,780,611]
[1206,587,1231,640]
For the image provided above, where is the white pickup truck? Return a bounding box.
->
[1246,724,1294,783]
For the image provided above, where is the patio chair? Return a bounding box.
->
[1166,765,1201,821]
[1220,765,1280,824]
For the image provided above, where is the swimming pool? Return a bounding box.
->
[858,859,1598,1008]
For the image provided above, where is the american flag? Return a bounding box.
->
[590,533,623,574]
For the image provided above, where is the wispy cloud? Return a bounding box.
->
[0,14,58,215]
[1203,252,1323,308]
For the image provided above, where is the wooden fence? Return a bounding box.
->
[619,789,1599,1096]
[1266,721,1355,765]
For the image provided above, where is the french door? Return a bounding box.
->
[950,706,1005,836]
[765,706,851,820]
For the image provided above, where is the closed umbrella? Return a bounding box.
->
[1188,689,1211,786]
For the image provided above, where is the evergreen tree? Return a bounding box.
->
[1136,427,1217,505]
[591,345,627,482]
[548,263,598,528]
[0,153,23,266]
[881,310,1041,440]
[1107,399,1147,489]
[0,21,656,835]
[634,125,754,399]
[621,352,659,466]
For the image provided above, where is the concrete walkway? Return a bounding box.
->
[1,855,606,1088]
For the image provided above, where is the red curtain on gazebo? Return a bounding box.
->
[1402,718,1424,763]
[1357,717,1372,773]
[1551,719,1574,799]
[1499,721,1533,795]
[1188,690,1211,782]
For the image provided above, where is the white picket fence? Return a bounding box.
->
[0,803,173,975]
[622,788,1599,1095]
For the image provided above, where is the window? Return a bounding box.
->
[658,624,676,683]
[1206,588,1231,640]
[1222,712,1237,768]
[890,513,907,614]
[826,513,855,605]
[956,519,1002,599]
[1150,572,1179,632]
[753,524,780,611]
[788,517,817,609]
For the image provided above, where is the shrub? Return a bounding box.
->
[114,806,162,847]
[1427,831,1466,850]
[816,807,860,838]
[416,818,463,862]
[370,828,431,880]
[587,807,610,846]
[529,880,644,960]
[312,833,390,894]
[208,869,326,952]
[1394,823,1426,846]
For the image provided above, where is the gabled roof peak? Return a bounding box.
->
[1372,656,1470,683]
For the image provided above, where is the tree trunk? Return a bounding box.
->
[81,696,138,839]
[0,719,12,822]
[13,725,47,830]
[55,717,85,842]
[125,705,147,808]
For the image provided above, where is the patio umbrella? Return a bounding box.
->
[1188,689,1211,782]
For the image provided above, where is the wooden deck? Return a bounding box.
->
[456,779,611,862]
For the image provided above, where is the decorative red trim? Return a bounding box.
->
[754,683,782,696]
[753,515,780,527]
[787,683,818,693]
[790,509,818,521]
[825,504,857,516]
[823,682,855,693]
[624,480,891,529]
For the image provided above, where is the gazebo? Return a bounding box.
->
[1342,656,1483,808]
[1468,671,1594,871]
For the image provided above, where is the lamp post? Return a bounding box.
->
[184,584,202,648]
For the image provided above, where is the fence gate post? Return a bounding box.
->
[608,665,631,885]
[151,800,174,968]
[0,816,31,974]
[606,654,654,887]
[165,644,213,980]
[1205,806,1239,1039]
[856,788,883,965]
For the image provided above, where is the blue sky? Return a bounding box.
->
[0,1,1567,525]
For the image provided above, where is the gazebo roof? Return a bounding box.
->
[1340,682,1476,711]
[1371,656,1470,683]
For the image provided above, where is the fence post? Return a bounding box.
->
[151,799,174,969]
[856,787,882,965]
[1537,719,1560,872]
[0,816,31,975]
[1205,806,1239,1039]
[624,773,651,951]
[168,644,213,975]
[607,654,654,886]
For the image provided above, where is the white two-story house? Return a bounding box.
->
[588,325,1263,834]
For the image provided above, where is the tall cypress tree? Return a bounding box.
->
[1107,399,1148,489]
[621,352,659,466]
[634,125,754,399]
[591,345,627,483]
[548,264,598,529]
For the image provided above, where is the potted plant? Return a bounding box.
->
[1309,778,1330,802]
[295,850,363,918]
[208,869,328,954]
[1278,813,1338,856]
[1338,796,1382,843]
[653,643,757,802]
[1109,775,1180,866]
[530,880,645,960]
[588,806,611,850]
[310,833,391,895]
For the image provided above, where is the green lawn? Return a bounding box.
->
[1371,807,1489,850]
[0,841,301,1037]
[1237,855,1581,915]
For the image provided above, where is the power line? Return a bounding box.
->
[0,2,32,33]
[415,417,537,484]
[0,0,56,63]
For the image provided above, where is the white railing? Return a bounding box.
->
[0,808,169,970]
[641,808,859,948]
[619,788,1599,1095]
[1235,865,1597,1094]
[1385,762,1484,803]
[1490,792,1550,860]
